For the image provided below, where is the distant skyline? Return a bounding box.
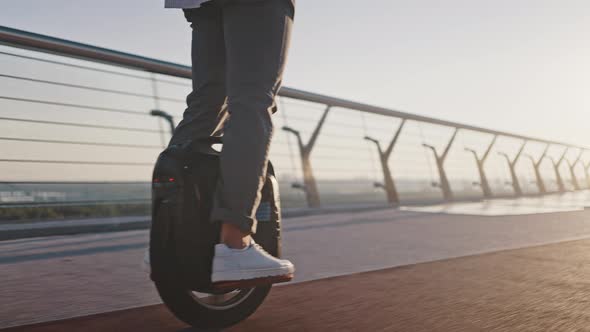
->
[2,0,589,147]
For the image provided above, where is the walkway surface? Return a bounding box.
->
[2,191,590,330]
[6,238,590,331]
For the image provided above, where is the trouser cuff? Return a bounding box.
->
[211,207,257,235]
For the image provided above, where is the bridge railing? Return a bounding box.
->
[1,26,588,221]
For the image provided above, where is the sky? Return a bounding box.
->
[2,0,589,146]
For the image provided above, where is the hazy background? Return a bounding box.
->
[0,0,588,210]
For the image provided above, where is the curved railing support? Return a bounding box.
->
[567,149,583,190]
[498,141,527,197]
[524,144,549,194]
[422,128,459,201]
[150,109,176,135]
[464,135,497,199]
[549,147,569,193]
[282,106,330,208]
[364,119,406,205]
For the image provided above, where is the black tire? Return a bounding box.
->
[155,280,271,329]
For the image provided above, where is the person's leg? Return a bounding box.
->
[143,5,227,273]
[211,0,295,245]
[168,5,228,151]
[210,0,295,285]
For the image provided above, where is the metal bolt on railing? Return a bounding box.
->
[373,182,386,190]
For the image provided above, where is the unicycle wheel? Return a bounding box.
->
[154,279,271,329]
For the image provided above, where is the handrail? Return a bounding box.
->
[0,25,585,150]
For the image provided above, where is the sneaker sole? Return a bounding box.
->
[212,273,294,290]
[211,265,294,282]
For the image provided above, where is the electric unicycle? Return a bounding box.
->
[149,138,283,329]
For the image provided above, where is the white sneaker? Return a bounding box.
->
[141,248,151,274]
[211,240,294,284]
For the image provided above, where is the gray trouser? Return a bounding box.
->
[168,0,294,235]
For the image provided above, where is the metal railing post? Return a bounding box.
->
[422,128,458,201]
[364,119,405,205]
[498,141,526,197]
[567,149,583,190]
[524,144,549,194]
[549,147,568,193]
[281,105,330,208]
[464,135,497,199]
